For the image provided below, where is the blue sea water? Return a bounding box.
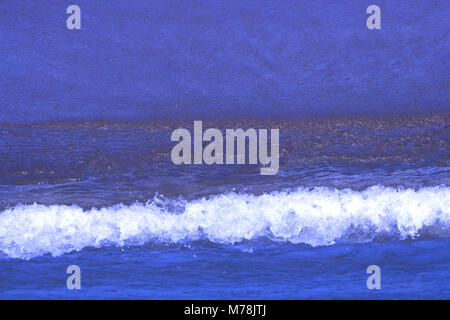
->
[0,117,449,299]
[0,0,449,299]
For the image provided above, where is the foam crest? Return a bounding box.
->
[0,186,449,259]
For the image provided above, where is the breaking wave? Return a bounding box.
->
[0,186,449,259]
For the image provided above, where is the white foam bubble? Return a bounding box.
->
[0,186,449,259]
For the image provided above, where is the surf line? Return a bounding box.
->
[170,121,279,175]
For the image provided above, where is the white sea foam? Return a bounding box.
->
[0,186,449,259]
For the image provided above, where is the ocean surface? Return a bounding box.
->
[0,115,449,299]
[0,0,449,299]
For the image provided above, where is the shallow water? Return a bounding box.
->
[1,241,449,299]
[0,115,449,299]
